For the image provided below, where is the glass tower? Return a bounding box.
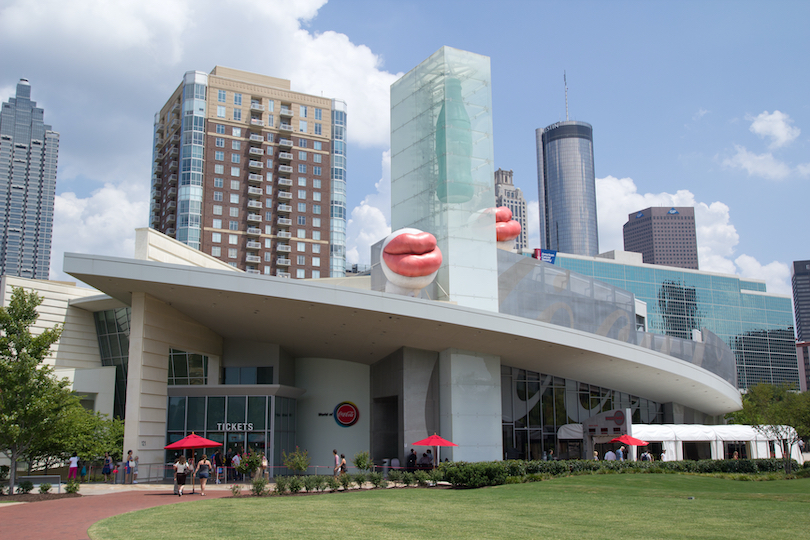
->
[330,99,347,277]
[536,121,598,256]
[0,79,58,280]
[390,46,498,311]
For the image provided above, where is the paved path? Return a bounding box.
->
[0,483,235,540]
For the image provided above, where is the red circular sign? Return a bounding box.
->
[334,401,359,427]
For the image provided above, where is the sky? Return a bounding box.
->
[0,0,807,296]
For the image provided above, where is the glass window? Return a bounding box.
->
[298,151,307,161]
[214,178,223,188]
[313,154,322,163]
[216,138,225,147]
[296,269,306,278]
[298,190,306,199]
[216,124,225,134]
[314,123,322,136]
[297,242,306,252]
[313,166,321,176]
[297,255,305,265]
[231,167,240,177]
[298,164,307,173]
[230,193,239,204]
[229,220,238,230]
[298,177,307,186]
[215,151,224,161]
[314,108,322,121]
[212,232,221,242]
[313,141,322,150]
[299,120,307,132]
[266,185,273,194]
[231,154,241,163]
[229,207,239,217]
[230,180,240,190]
[214,192,223,201]
[213,205,222,215]
[313,257,320,267]
[312,218,321,228]
[227,396,246,423]
[267,133,274,142]
[297,202,306,212]
[232,140,241,150]
[217,106,226,118]
[233,127,241,137]
[229,234,238,244]
[313,192,321,202]
[228,248,237,259]
[297,229,306,238]
[313,204,321,214]
[211,246,221,257]
[234,93,242,106]
[313,231,320,240]
[312,270,320,279]
[233,109,241,121]
[298,139,307,148]
[313,179,321,188]
[297,216,306,225]
[312,244,320,253]
[265,211,272,221]
[218,90,226,103]
[212,220,222,230]
[214,164,224,174]
[300,105,308,117]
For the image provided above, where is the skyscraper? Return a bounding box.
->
[493,169,528,251]
[623,207,699,270]
[150,67,346,278]
[792,260,810,342]
[0,79,58,280]
[535,120,598,256]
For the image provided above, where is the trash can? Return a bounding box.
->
[382,459,389,478]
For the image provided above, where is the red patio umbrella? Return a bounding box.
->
[609,434,649,446]
[413,434,458,467]
[165,433,222,493]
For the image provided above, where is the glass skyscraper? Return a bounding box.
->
[0,79,58,280]
[536,121,598,256]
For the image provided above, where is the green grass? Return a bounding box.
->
[88,475,810,540]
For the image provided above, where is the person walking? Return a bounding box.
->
[333,449,340,477]
[339,454,347,475]
[68,452,80,480]
[593,450,599,460]
[174,456,192,496]
[195,454,212,496]
[406,449,417,471]
[102,452,113,483]
[214,450,224,484]
[125,450,133,483]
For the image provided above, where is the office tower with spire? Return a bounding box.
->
[494,168,528,251]
[150,67,347,278]
[0,79,59,280]
[535,74,598,256]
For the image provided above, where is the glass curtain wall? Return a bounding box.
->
[93,308,131,419]
[329,99,347,277]
[177,72,207,249]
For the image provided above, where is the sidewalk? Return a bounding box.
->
[0,482,236,540]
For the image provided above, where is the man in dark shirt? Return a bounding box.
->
[406,449,417,470]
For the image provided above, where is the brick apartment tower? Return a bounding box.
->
[493,168,528,251]
[623,207,699,270]
[150,67,347,278]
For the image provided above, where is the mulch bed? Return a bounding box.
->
[0,492,82,503]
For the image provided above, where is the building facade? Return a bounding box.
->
[0,79,58,280]
[535,120,598,256]
[792,260,810,343]
[149,67,346,278]
[494,168,528,251]
[623,206,699,269]
[554,251,799,389]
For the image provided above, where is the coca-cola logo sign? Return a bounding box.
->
[334,401,359,427]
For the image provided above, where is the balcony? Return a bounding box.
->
[278,152,293,161]
[151,189,161,200]
[277,231,292,239]
[247,173,263,184]
[247,214,262,223]
[169,160,178,170]
[247,186,263,197]
[167,174,178,185]
[247,200,262,209]
[170,134,180,143]
[277,258,291,266]
[250,102,264,112]
[278,191,292,200]
[166,228,176,236]
[168,147,178,157]
[155,123,165,133]
[249,118,264,128]
[246,227,262,236]
[154,152,163,162]
[150,202,160,213]
[246,254,261,264]
[279,138,293,148]
[169,118,180,130]
[167,201,177,210]
[249,147,264,156]
[249,133,264,143]
[279,123,292,131]
[277,217,292,226]
[280,107,293,116]
[246,240,261,250]
[170,102,180,114]
[277,244,291,253]
[150,214,160,225]
[277,204,292,213]
[152,176,162,186]
[167,187,177,197]
[166,214,176,223]
[248,160,263,170]
[154,165,163,173]
[278,178,292,186]
[246,269,261,275]
[276,271,291,278]
[154,137,163,148]
[278,165,293,173]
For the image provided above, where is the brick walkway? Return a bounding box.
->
[0,484,233,540]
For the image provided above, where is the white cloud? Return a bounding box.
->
[594,175,790,294]
[722,145,793,180]
[51,183,149,281]
[345,150,392,265]
[692,108,709,121]
[747,110,800,149]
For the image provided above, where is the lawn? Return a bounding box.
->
[88,474,810,540]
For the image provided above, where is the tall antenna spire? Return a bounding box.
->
[564,71,569,121]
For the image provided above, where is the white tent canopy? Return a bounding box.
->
[558,423,803,464]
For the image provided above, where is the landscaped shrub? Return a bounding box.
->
[413,470,429,487]
[368,471,387,488]
[274,475,289,494]
[231,484,242,497]
[17,480,34,494]
[428,468,443,485]
[288,476,303,494]
[65,479,80,494]
[352,451,373,472]
[441,461,507,488]
[352,472,366,489]
[387,469,402,484]
[38,482,52,494]
[303,475,319,493]
[313,475,328,492]
[401,472,415,487]
[282,447,310,475]
[339,473,352,491]
[251,477,268,496]
[326,475,340,492]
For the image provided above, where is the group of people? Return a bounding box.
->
[333,449,347,476]
[173,453,214,496]
[405,448,435,470]
[595,446,668,462]
[68,450,138,483]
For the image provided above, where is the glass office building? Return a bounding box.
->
[536,121,598,256]
[554,253,799,389]
[330,99,348,277]
[0,79,58,280]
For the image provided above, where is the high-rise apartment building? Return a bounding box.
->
[623,207,699,270]
[792,260,810,342]
[150,67,346,278]
[494,168,528,251]
[535,120,598,256]
[0,79,58,280]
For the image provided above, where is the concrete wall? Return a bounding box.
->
[124,293,223,467]
[134,227,239,271]
[53,366,116,416]
[294,357,370,473]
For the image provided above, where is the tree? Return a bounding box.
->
[727,383,810,474]
[0,287,71,489]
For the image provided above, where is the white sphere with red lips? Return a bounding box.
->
[380,228,442,296]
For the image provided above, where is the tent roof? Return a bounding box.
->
[558,424,795,442]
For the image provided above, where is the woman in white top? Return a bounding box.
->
[174,456,192,496]
[68,453,80,480]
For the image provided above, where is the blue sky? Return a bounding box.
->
[0,0,807,295]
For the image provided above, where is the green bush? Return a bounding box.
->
[236,452,262,478]
[231,484,242,497]
[414,470,429,487]
[17,480,34,494]
[352,451,373,472]
[38,482,52,494]
[288,476,303,494]
[368,471,387,488]
[302,475,319,492]
[401,472,415,487]
[387,469,402,484]
[326,475,340,492]
[251,477,268,496]
[441,461,507,488]
[504,475,524,484]
[428,468,443,485]
[282,447,310,475]
[352,473,366,489]
[274,475,289,494]
[339,473,352,491]
[65,479,80,494]
[313,475,328,492]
